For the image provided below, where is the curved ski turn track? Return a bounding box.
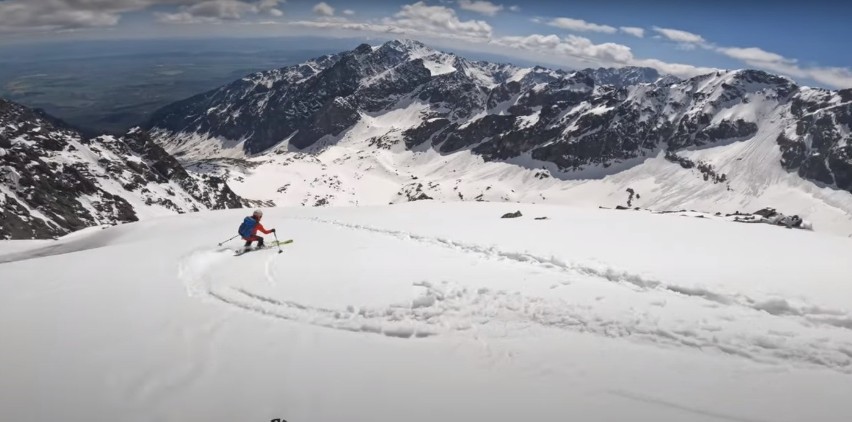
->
[177,212,852,375]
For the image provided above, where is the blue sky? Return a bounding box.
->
[1,0,850,88]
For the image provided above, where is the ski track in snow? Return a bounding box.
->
[308,217,852,330]
[176,219,852,374]
[263,254,277,288]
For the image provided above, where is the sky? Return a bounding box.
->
[1,0,850,89]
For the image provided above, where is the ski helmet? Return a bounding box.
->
[252,209,263,218]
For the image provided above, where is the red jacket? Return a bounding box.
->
[252,221,272,236]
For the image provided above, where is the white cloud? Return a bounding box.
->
[631,58,716,79]
[382,1,493,41]
[0,0,198,31]
[547,17,617,34]
[156,1,283,24]
[715,46,852,89]
[457,0,503,17]
[313,2,335,17]
[0,8,120,31]
[293,2,492,42]
[258,0,282,10]
[644,27,852,87]
[343,9,355,16]
[497,34,561,51]
[509,5,520,12]
[652,26,705,44]
[807,67,852,89]
[619,26,644,38]
[495,33,713,79]
[0,1,288,31]
[183,1,253,19]
[559,35,633,63]
[718,47,788,63]
[745,60,807,78]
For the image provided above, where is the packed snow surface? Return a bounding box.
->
[2,202,852,421]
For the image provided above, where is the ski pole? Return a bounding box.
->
[218,235,239,246]
[273,231,283,254]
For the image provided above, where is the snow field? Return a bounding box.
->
[2,202,852,421]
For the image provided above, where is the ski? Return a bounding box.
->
[234,239,293,256]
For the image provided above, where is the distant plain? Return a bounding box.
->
[0,38,350,134]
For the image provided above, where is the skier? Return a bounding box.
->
[238,209,276,251]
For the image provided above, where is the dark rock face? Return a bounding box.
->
[358,58,433,112]
[403,118,451,148]
[693,120,759,146]
[396,182,434,202]
[0,98,243,239]
[778,90,852,191]
[436,115,518,153]
[290,96,361,149]
[501,211,522,218]
[664,151,728,184]
[148,40,850,195]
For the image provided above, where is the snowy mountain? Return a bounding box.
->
[145,39,852,234]
[0,98,243,239]
[2,202,852,421]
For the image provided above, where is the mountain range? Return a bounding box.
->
[2,39,851,238]
[145,39,850,194]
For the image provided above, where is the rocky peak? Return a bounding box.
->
[380,39,432,56]
[725,69,798,99]
[353,43,374,55]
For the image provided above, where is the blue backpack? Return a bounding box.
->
[238,217,257,238]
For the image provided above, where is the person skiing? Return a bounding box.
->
[238,209,276,251]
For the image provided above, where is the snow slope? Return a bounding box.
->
[196,101,852,235]
[2,202,852,421]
